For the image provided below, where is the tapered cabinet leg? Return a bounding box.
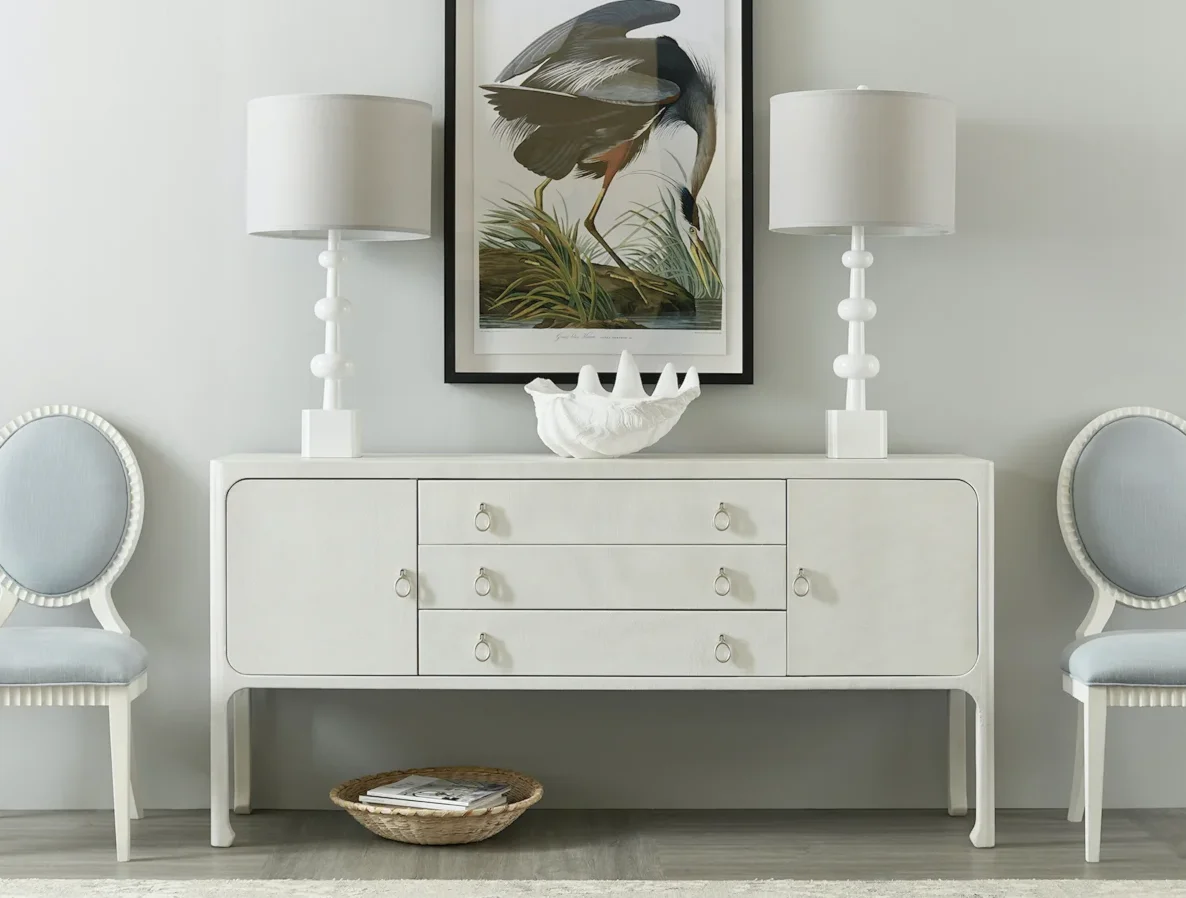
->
[947,690,968,817]
[211,687,237,848]
[232,689,252,815]
[108,690,132,862]
[1068,701,1085,823]
[968,688,995,848]
[1084,688,1107,863]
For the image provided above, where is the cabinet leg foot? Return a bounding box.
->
[211,686,237,848]
[968,687,995,848]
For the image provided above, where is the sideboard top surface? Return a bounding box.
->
[212,453,992,484]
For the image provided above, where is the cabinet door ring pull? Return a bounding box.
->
[793,568,811,597]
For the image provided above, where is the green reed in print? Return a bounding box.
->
[609,186,722,302]
[479,196,627,328]
[478,180,721,330]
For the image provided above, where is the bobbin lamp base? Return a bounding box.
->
[302,409,360,459]
[826,409,887,459]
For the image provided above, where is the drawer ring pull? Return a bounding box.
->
[713,503,731,532]
[394,569,413,598]
[474,568,492,597]
[714,635,732,664]
[474,503,492,533]
[714,568,731,596]
[793,568,811,597]
[474,633,492,663]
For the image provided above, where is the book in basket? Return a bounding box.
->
[360,774,511,810]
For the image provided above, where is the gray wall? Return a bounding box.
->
[3,0,1185,811]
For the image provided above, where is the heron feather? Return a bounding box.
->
[533,55,640,96]
[494,0,681,82]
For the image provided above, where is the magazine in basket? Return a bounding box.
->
[360,774,511,810]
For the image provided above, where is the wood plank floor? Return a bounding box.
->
[2,810,1186,880]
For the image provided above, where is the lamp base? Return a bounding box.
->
[302,409,360,458]
[826,409,887,459]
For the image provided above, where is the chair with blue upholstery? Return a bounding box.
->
[0,406,147,861]
[1058,406,1186,862]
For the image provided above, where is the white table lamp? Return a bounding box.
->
[246,94,432,458]
[769,87,955,459]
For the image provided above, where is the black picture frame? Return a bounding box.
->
[444,0,754,385]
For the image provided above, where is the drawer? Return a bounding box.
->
[418,545,786,610]
[418,480,786,545]
[418,611,787,676]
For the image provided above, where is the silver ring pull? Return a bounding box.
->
[474,568,492,597]
[474,503,492,533]
[714,567,731,596]
[793,568,811,597]
[474,633,492,663]
[394,569,413,598]
[714,635,732,664]
[713,503,731,532]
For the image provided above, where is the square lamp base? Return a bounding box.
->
[302,409,361,458]
[826,409,888,459]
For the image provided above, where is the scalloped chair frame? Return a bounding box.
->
[1057,406,1186,863]
[0,406,147,862]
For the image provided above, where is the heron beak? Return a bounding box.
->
[688,226,720,287]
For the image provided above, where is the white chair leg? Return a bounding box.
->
[1084,687,1108,863]
[232,689,252,815]
[128,722,143,821]
[947,690,968,817]
[1068,701,1085,823]
[108,689,132,862]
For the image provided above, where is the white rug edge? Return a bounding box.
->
[3,878,1186,897]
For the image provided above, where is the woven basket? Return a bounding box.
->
[330,766,543,845]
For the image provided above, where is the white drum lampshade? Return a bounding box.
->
[246,94,432,458]
[769,88,956,458]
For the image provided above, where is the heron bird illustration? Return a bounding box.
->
[481,0,718,302]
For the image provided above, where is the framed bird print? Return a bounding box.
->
[445,0,753,383]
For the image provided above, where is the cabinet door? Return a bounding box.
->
[787,480,978,677]
[226,479,417,676]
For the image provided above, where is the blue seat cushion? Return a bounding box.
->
[1061,630,1186,687]
[0,627,147,685]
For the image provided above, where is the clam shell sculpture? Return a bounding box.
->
[525,351,700,458]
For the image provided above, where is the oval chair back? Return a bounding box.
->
[1058,406,1186,617]
[0,406,144,632]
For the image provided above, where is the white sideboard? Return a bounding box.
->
[210,454,994,849]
